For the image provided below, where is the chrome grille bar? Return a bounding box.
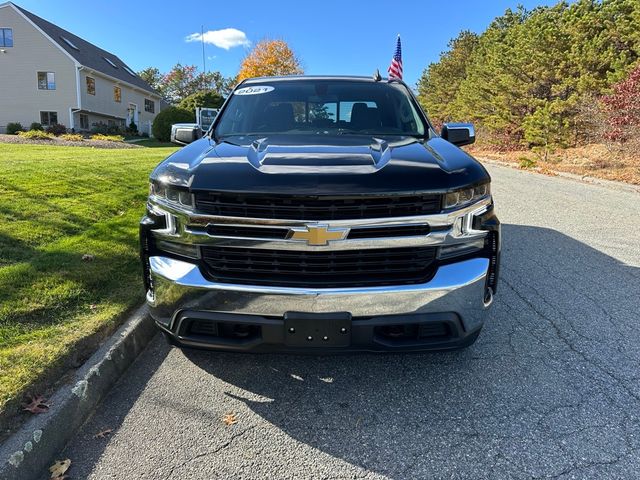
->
[148,196,492,252]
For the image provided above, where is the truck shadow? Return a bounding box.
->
[62,224,640,478]
[179,223,640,477]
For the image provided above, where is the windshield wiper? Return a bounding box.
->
[337,129,427,138]
[336,129,362,135]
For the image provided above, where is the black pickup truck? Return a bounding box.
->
[140,75,500,352]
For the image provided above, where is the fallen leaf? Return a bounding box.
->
[222,412,238,426]
[94,428,112,439]
[49,458,71,478]
[22,394,50,414]
[82,254,95,262]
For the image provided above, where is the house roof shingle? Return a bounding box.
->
[12,3,159,96]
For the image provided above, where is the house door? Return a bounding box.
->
[127,103,139,128]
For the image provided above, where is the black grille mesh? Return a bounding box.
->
[201,246,438,288]
[194,193,441,220]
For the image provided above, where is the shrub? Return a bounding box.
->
[519,156,537,169]
[178,90,224,113]
[18,130,55,140]
[45,124,67,136]
[91,133,124,142]
[6,122,24,135]
[29,122,43,131]
[60,133,84,141]
[90,123,124,135]
[602,64,640,152]
[127,121,138,135]
[152,107,193,142]
[91,122,109,135]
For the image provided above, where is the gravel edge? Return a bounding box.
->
[479,157,640,194]
[0,305,156,480]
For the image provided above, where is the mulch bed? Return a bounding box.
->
[468,143,640,186]
[0,134,141,149]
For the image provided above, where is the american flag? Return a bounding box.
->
[388,35,403,80]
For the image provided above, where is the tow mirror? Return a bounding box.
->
[171,124,202,145]
[442,123,475,147]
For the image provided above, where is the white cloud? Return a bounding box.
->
[185,28,250,50]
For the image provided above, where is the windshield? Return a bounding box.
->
[215,79,427,139]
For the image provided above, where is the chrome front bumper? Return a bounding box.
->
[147,255,492,346]
[142,193,499,351]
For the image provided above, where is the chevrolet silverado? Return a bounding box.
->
[140,75,500,352]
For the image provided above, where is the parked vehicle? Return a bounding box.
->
[170,107,218,144]
[141,76,500,352]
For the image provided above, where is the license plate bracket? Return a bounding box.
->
[284,312,352,347]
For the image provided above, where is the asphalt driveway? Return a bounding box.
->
[59,164,640,479]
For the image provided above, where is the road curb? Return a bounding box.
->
[479,157,640,194]
[0,305,156,480]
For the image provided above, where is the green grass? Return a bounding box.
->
[0,143,178,417]
[128,139,175,148]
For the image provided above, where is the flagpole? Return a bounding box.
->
[201,25,206,89]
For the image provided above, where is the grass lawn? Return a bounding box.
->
[0,143,177,420]
[126,138,175,148]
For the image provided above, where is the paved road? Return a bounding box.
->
[60,164,640,479]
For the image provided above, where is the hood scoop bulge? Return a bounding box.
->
[247,137,392,174]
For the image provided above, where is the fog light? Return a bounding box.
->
[155,239,199,259]
[439,238,486,259]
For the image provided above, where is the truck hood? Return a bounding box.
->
[151,134,490,195]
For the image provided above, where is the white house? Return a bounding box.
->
[0,2,162,134]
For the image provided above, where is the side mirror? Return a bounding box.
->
[171,124,202,145]
[441,123,475,147]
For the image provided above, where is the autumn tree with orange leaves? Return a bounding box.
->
[237,40,303,82]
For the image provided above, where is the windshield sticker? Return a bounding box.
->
[234,86,275,95]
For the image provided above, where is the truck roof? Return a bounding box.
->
[240,75,402,84]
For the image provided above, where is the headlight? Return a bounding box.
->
[444,183,490,209]
[149,181,193,209]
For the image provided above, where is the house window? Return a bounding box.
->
[37,72,56,90]
[40,111,58,126]
[86,76,95,95]
[144,98,155,113]
[0,28,13,47]
[114,86,121,103]
[79,114,89,130]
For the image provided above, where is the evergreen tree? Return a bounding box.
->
[417,0,640,150]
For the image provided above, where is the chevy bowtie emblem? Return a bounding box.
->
[288,224,349,246]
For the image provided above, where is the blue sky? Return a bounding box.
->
[15,0,558,86]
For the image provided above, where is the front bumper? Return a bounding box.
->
[146,255,493,352]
